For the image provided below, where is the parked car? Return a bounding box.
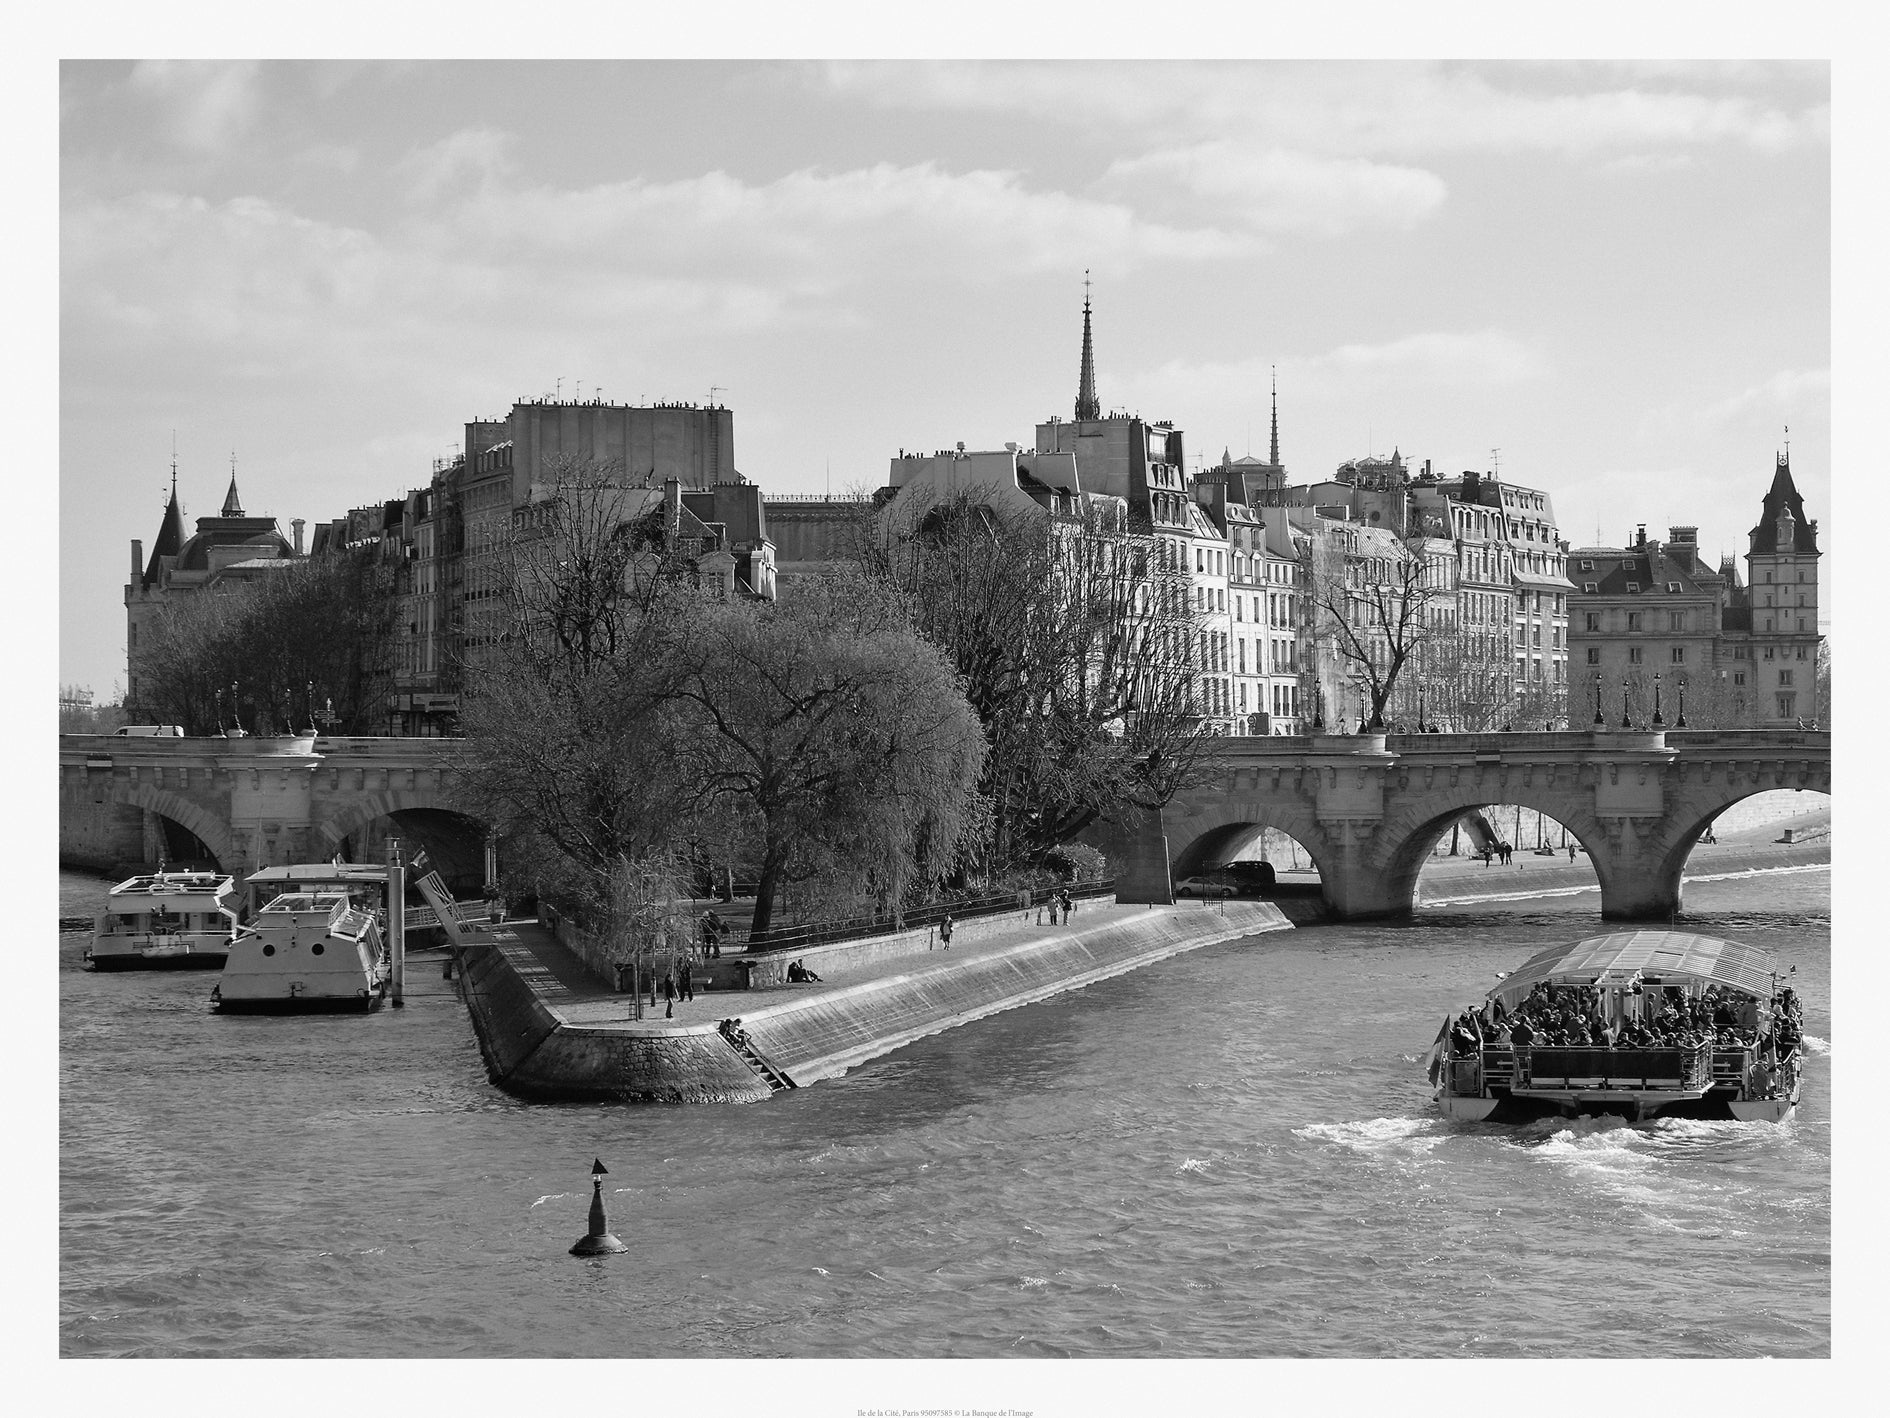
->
[113,725,184,737]
[1173,874,1236,898]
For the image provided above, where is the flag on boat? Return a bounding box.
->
[1425,1015,1452,1089]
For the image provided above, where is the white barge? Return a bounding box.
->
[211,864,392,1014]
[1430,930,1805,1124]
[85,871,238,971]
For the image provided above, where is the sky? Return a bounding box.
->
[58,56,1831,696]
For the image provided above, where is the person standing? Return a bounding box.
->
[679,957,694,1003]
[661,967,677,1019]
[940,914,954,949]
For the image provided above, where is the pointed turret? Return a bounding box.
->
[221,456,245,518]
[143,481,186,585]
[1074,273,1099,421]
[1748,450,1816,555]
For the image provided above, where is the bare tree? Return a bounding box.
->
[132,548,399,735]
[853,486,1214,878]
[1302,525,1445,730]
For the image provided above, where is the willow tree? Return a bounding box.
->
[675,570,987,941]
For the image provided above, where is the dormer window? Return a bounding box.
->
[1583,581,1598,593]
[1579,559,1594,571]
[1666,582,1681,593]
[1625,582,1640,592]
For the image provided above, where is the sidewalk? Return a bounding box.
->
[468,898,1221,1034]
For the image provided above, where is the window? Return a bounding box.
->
[1797,647,1808,660]
[1584,581,1598,594]
[1625,582,1641,592]
[1779,669,1794,686]
[1671,647,1685,664]
[1777,693,1795,717]
[1628,647,1643,664]
[1626,612,1641,631]
[1734,671,1746,687]
[1667,582,1681,593]
[1669,611,1686,631]
[1587,648,1600,664]
[1765,572,1774,584]
[1584,612,1601,632]
[1763,647,1775,660]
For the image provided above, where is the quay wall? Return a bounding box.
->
[735,904,1291,1087]
[458,902,1291,1104]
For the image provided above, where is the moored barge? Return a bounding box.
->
[211,864,392,1014]
[85,871,238,970]
[1430,930,1804,1124]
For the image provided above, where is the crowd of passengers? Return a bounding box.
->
[1449,979,1803,1058]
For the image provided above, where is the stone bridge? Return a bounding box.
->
[63,727,1829,920]
[58,734,481,883]
[1099,728,1830,920]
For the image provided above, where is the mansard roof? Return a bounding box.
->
[1568,545,1719,597]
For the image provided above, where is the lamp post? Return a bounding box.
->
[1313,683,1325,732]
[1676,674,1688,729]
[1621,677,1631,730]
[1652,672,1664,728]
[1357,683,1368,734]
[1417,681,1427,733]
[1592,671,1603,727]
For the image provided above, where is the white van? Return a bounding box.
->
[113,725,185,737]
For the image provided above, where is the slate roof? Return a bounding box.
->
[1749,454,1819,555]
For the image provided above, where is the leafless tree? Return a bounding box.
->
[1302,526,1446,729]
[852,486,1214,878]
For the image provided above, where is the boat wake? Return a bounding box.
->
[1295,1116,1449,1158]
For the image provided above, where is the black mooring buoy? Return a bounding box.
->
[569,1157,627,1256]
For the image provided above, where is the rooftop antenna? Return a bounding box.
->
[170,430,178,497]
[710,385,726,407]
[576,379,583,402]
[825,457,830,499]
[1490,447,1501,478]
[555,376,563,400]
[1784,422,1790,458]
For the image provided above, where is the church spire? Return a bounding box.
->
[1074,271,1099,421]
[221,450,244,517]
[1269,365,1279,468]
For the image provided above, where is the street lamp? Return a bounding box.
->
[1676,674,1688,729]
[1621,677,1631,730]
[1417,681,1427,733]
[1592,671,1603,727]
[1313,683,1325,732]
[1652,672,1664,728]
[1357,683,1369,734]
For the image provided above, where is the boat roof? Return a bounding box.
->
[110,872,233,902]
[245,864,390,887]
[1491,930,1780,1001]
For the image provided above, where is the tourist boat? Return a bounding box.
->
[211,864,393,1014]
[85,870,239,970]
[1429,930,1805,1124]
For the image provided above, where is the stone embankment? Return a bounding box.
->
[453,900,1292,1104]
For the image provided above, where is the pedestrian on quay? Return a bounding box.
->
[940,914,954,949]
[1568,842,1577,862]
[679,958,694,1003]
[661,968,677,1019]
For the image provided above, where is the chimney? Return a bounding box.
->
[664,477,681,524]
[131,539,143,578]
[1636,524,1647,549]
[292,518,305,555]
[1668,526,1697,545]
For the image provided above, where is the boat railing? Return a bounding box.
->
[1495,1042,1712,1090]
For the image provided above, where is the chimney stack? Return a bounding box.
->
[131,539,143,579]
[292,518,305,555]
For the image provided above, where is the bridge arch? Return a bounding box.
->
[1165,801,1337,892]
[106,782,238,873]
[316,793,492,892]
[1370,794,1608,915]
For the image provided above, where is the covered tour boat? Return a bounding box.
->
[211,864,392,1014]
[85,871,239,970]
[1429,930,1804,1124]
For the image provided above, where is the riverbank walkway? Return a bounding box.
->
[451,897,1216,1034]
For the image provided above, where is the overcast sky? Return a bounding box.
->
[59,58,1830,695]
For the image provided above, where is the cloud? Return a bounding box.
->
[394,127,517,204]
[817,61,1828,160]
[1102,144,1446,235]
[127,60,261,151]
[431,160,1253,279]
[1637,368,1831,439]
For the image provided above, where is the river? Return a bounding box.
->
[58,868,1829,1362]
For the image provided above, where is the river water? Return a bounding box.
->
[58,869,1829,1361]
